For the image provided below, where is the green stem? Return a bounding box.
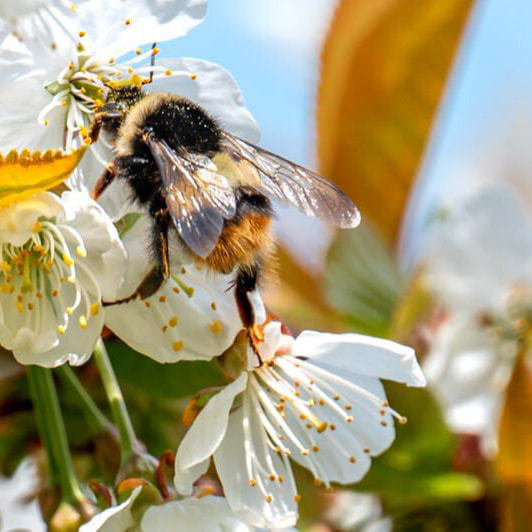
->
[93,338,138,464]
[55,365,113,435]
[27,366,84,504]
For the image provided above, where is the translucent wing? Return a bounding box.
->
[220,132,360,228]
[145,135,236,258]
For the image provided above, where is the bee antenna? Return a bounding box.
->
[148,42,157,85]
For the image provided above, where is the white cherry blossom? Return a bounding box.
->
[174,321,425,529]
[0,190,126,366]
[422,186,532,443]
[0,0,208,151]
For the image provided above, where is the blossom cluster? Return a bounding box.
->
[0,0,425,529]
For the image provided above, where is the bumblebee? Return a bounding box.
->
[89,85,360,327]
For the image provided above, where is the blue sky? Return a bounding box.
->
[164,0,532,269]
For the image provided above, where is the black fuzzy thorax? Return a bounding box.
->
[131,93,222,159]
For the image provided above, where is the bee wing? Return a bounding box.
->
[145,135,236,258]
[220,132,360,228]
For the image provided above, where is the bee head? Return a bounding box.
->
[96,84,144,133]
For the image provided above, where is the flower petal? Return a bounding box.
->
[293,331,426,387]
[174,373,248,495]
[79,486,142,532]
[140,496,252,532]
[213,406,298,529]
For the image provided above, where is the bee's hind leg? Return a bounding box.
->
[234,265,268,363]
[103,209,170,306]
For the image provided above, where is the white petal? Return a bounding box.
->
[424,186,532,313]
[214,407,298,529]
[76,0,206,56]
[79,486,142,532]
[152,58,260,142]
[174,373,248,495]
[424,314,515,440]
[0,192,63,246]
[140,496,252,532]
[58,191,127,301]
[293,331,426,387]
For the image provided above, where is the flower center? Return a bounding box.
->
[0,219,101,336]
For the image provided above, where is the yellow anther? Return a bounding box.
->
[79,31,86,37]
[349,455,356,463]
[58,325,66,335]
[210,301,217,310]
[44,119,49,126]
[152,47,160,55]
[66,306,73,315]
[124,18,131,25]
[159,295,166,303]
[169,316,179,327]
[293,495,301,502]
[135,48,142,55]
[76,246,86,258]
[67,276,75,284]
[52,289,59,297]
[172,341,183,352]
[62,253,74,266]
[265,496,272,504]
[165,69,172,76]
[16,301,24,313]
[90,303,100,316]
[209,320,223,335]
[79,315,88,329]
[189,73,198,80]
[249,479,257,487]
[33,221,42,232]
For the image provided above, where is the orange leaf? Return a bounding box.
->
[317,0,474,242]
[497,354,532,484]
[0,147,87,209]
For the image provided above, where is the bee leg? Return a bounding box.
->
[91,163,117,200]
[235,265,268,365]
[88,115,102,144]
[135,209,171,300]
[103,211,170,306]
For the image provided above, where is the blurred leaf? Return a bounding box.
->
[324,222,403,336]
[497,354,532,484]
[0,146,87,208]
[317,0,474,241]
[106,338,225,399]
[265,246,347,333]
[496,354,532,530]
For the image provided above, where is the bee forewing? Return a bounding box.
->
[220,132,361,229]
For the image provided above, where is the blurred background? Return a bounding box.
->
[3,0,532,530]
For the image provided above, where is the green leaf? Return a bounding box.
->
[324,222,403,336]
[106,338,225,399]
